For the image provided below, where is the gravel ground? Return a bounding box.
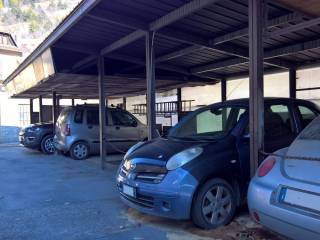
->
[0,144,285,240]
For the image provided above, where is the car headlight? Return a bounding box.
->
[26,127,41,133]
[166,147,203,171]
[124,141,144,160]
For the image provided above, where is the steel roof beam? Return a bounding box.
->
[100,0,221,56]
[267,16,320,38]
[87,7,296,69]
[213,12,302,45]
[191,37,320,74]
[108,53,223,80]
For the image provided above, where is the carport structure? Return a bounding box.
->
[3,0,320,173]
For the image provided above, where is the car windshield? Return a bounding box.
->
[168,106,246,141]
[298,116,320,140]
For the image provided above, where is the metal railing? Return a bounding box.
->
[133,100,194,116]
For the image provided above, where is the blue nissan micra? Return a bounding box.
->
[117,98,320,229]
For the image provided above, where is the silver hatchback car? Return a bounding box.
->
[54,105,147,160]
[248,116,320,240]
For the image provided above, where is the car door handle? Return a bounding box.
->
[88,125,93,129]
[115,126,120,130]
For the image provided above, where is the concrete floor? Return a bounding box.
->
[0,145,285,240]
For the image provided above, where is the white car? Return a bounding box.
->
[248,116,320,240]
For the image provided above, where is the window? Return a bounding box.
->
[264,104,294,138]
[74,110,83,124]
[86,109,108,125]
[87,110,99,125]
[298,105,317,128]
[299,116,320,140]
[111,110,137,127]
[19,104,30,127]
[170,106,246,140]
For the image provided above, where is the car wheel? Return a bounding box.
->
[40,135,55,154]
[70,142,89,160]
[192,178,236,229]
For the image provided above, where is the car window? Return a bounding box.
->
[265,104,294,138]
[74,110,83,124]
[299,117,320,140]
[86,109,109,125]
[298,105,317,128]
[170,106,246,140]
[87,110,99,125]
[111,111,137,127]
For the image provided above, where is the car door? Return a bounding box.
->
[109,109,140,152]
[85,108,100,153]
[236,103,297,187]
[264,103,297,153]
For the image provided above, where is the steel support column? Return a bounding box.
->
[29,99,33,124]
[249,0,265,177]
[39,96,43,123]
[221,78,227,102]
[57,95,61,114]
[123,97,127,110]
[289,67,297,99]
[52,91,57,131]
[177,88,182,121]
[98,56,106,170]
[146,31,157,140]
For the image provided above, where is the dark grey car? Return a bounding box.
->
[54,105,147,160]
[19,122,55,154]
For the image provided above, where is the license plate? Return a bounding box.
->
[123,184,136,198]
[280,188,320,213]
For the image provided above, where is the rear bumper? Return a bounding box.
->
[53,136,73,152]
[117,167,198,220]
[248,180,320,240]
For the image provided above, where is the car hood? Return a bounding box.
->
[128,137,207,162]
[29,122,53,129]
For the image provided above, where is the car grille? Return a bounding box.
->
[120,163,167,183]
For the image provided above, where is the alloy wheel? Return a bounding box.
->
[201,185,232,225]
[44,137,55,153]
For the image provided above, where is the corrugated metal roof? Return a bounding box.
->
[4,0,320,98]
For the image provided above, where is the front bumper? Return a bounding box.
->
[248,180,320,240]
[19,132,41,149]
[117,166,198,220]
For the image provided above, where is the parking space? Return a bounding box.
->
[0,145,284,240]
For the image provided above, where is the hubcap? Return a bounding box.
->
[44,137,55,153]
[202,185,232,225]
[73,144,88,159]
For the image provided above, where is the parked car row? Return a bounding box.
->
[19,105,147,159]
[116,97,320,240]
[19,98,320,239]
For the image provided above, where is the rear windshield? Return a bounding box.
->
[57,108,71,124]
[299,117,320,140]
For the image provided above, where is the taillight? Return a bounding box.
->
[251,211,260,223]
[258,156,276,177]
[63,124,71,136]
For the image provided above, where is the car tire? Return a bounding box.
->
[40,134,55,154]
[192,178,237,229]
[70,141,89,160]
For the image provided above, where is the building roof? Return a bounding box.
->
[3,0,320,99]
[0,32,22,56]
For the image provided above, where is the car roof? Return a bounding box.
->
[207,97,319,109]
